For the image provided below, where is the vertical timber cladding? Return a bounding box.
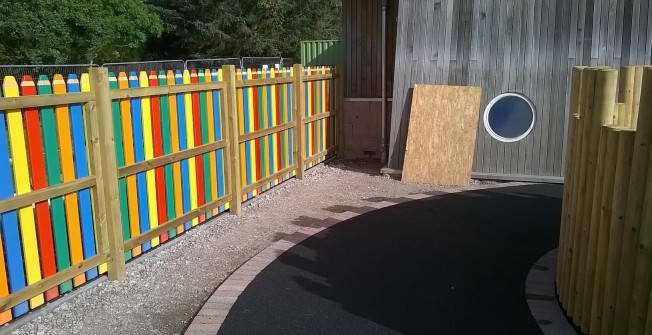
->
[343,0,398,99]
[388,0,652,181]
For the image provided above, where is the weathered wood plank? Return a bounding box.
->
[386,0,648,181]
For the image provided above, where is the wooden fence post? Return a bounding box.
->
[292,64,305,179]
[221,65,242,215]
[87,67,126,281]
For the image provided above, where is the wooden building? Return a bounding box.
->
[342,0,652,182]
[341,0,398,159]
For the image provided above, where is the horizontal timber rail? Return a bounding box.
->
[242,165,298,195]
[238,122,296,143]
[0,92,94,110]
[235,77,293,88]
[123,194,232,251]
[306,146,338,165]
[0,253,109,312]
[0,176,96,213]
[118,140,228,178]
[108,81,226,99]
[303,111,336,125]
[302,73,336,82]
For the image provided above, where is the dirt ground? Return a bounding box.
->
[6,160,496,335]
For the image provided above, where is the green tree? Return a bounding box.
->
[145,0,341,60]
[0,0,163,64]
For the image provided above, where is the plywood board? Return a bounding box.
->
[402,84,482,186]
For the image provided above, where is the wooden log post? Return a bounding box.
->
[627,67,652,335]
[579,68,617,332]
[558,66,585,302]
[221,65,242,215]
[613,67,652,334]
[614,103,624,127]
[601,129,636,335]
[292,64,306,179]
[632,66,644,128]
[619,66,636,127]
[87,67,126,281]
[584,123,610,327]
[568,68,597,319]
[562,67,590,310]
[589,126,620,335]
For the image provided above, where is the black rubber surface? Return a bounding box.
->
[218,184,562,335]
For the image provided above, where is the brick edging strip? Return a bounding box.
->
[184,182,528,334]
[525,249,578,335]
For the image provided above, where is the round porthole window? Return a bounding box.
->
[483,93,536,142]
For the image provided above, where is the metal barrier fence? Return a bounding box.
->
[102,60,185,74]
[0,64,98,79]
[0,58,298,80]
[185,58,241,70]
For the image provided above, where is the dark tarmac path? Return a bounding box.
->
[217,184,562,335]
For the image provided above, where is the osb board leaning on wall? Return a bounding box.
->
[402,84,482,186]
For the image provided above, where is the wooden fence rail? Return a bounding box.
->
[557,66,652,335]
[0,64,341,324]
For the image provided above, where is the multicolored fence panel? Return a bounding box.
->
[303,67,338,169]
[109,69,229,257]
[0,64,339,326]
[0,73,101,321]
[237,67,297,201]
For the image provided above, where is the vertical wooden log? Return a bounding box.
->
[562,68,589,310]
[628,67,652,335]
[619,66,636,127]
[87,67,125,281]
[558,66,585,302]
[601,129,637,335]
[579,68,617,332]
[568,68,597,320]
[589,127,621,335]
[221,65,242,215]
[632,66,644,128]
[618,103,633,128]
[292,64,305,179]
[614,67,652,334]
[614,103,624,127]
[583,125,610,327]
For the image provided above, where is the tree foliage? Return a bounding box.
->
[0,0,341,64]
[145,0,341,60]
[0,0,163,64]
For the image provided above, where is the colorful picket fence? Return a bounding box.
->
[0,64,340,325]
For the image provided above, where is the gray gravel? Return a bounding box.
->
[5,160,495,335]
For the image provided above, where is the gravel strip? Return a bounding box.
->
[6,160,499,335]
